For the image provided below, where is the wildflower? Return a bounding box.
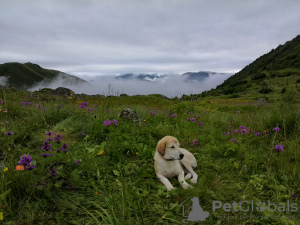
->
[0,100,4,104]
[3,109,7,113]
[151,111,156,115]
[40,153,52,157]
[79,102,88,109]
[49,168,58,177]
[53,134,62,144]
[4,167,8,172]
[73,160,81,165]
[62,143,69,153]
[291,193,296,199]
[236,111,241,114]
[231,138,237,143]
[57,104,62,108]
[81,131,86,136]
[189,111,193,114]
[112,119,118,126]
[104,119,111,127]
[45,131,53,136]
[190,118,196,122]
[255,132,261,136]
[6,131,14,135]
[273,127,280,132]
[198,122,202,126]
[275,144,284,152]
[17,154,35,170]
[163,109,166,111]
[192,139,198,145]
[42,139,52,152]
[172,114,177,118]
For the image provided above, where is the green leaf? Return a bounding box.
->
[71,169,81,181]
[54,180,63,188]
[113,170,120,177]
[0,189,11,200]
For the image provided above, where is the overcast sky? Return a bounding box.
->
[1,0,300,77]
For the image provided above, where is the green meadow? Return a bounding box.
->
[0,88,300,224]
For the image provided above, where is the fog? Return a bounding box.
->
[28,73,232,98]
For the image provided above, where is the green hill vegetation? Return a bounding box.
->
[0,86,299,224]
[204,35,300,97]
[0,62,87,89]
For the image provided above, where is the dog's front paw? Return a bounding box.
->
[182,183,192,189]
[191,177,198,184]
[167,186,174,191]
[191,174,198,184]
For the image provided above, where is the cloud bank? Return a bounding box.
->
[28,73,232,98]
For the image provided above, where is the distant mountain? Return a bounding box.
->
[181,71,210,82]
[212,35,300,95]
[115,71,230,83]
[115,73,167,82]
[0,62,87,89]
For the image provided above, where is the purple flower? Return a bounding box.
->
[112,119,118,126]
[57,104,62,108]
[198,122,202,127]
[81,131,86,136]
[273,127,280,132]
[275,144,284,152]
[231,138,237,143]
[172,114,177,118]
[192,139,198,145]
[62,143,69,153]
[236,111,241,114]
[45,131,53,136]
[49,168,58,177]
[190,118,196,122]
[163,109,166,111]
[151,111,156,115]
[54,134,62,144]
[73,160,81,165]
[255,132,261,136]
[6,131,14,135]
[42,139,52,152]
[291,193,296,199]
[104,119,111,127]
[0,100,4,104]
[17,154,35,170]
[40,153,52,157]
[79,102,88,109]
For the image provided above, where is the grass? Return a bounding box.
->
[0,88,300,224]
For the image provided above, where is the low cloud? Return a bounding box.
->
[28,73,232,98]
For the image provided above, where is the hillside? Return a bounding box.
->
[0,62,87,89]
[210,35,300,95]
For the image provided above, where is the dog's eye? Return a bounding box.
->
[171,146,174,148]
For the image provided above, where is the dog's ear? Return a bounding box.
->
[156,140,166,156]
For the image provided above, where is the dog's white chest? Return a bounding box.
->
[156,159,182,178]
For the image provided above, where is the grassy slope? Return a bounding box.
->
[0,62,86,89]
[207,35,300,96]
[0,88,299,224]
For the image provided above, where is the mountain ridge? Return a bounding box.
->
[0,62,87,89]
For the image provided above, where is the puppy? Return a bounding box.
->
[154,136,198,191]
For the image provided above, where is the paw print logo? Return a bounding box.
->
[256,201,266,211]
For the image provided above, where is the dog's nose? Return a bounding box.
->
[179,153,184,159]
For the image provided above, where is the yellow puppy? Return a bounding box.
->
[154,136,198,191]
